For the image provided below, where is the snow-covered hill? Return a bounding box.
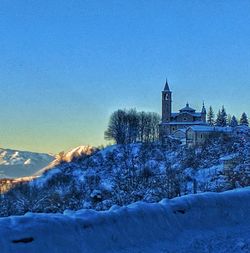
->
[0,148,54,178]
[1,129,249,217]
[0,188,249,253]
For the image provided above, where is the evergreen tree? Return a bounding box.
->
[207,106,215,126]
[215,109,222,126]
[221,106,227,127]
[230,115,238,127]
[216,106,227,127]
[240,112,249,126]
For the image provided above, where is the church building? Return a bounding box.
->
[159,80,207,140]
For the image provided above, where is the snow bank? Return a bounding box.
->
[0,188,250,253]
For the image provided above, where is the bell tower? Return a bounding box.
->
[162,79,172,123]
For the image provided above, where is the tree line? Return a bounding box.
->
[105,106,249,144]
[206,106,248,127]
[104,109,160,144]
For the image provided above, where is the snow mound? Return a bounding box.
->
[0,188,249,253]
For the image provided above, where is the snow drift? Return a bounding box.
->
[0,188,250,253]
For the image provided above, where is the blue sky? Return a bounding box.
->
[0,0,249,153]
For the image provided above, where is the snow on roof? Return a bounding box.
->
[162,121,207,126]
[173,128,187,133]
[168,135,180,140]
[172,112,202,117]
[179,103,196,113]
[187,126,233,133]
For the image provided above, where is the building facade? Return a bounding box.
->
[159,80,207,140]
[186,126,233,146]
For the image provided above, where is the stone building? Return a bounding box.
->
[159,80,207,141]
[186,126,233,146]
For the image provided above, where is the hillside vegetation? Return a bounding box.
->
[0,130,249,217]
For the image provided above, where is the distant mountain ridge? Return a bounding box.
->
[0,148,54,178]
[34,145,96,176]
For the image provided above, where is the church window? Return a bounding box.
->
[200,134,203,139]
[183,117,187,121]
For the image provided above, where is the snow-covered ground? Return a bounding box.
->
[0,148,54,178]
[0,188,249,253]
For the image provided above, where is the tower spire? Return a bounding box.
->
[164,78,170,91]
[161,78,172,124]
[201,101,207,123]
[202,101,206,113]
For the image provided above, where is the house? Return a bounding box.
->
[171,129,187,145]
[186,126,233,146]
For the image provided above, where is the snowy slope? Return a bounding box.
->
[1,138,249,217]
[0,188,249,253]
[0,148,54,178]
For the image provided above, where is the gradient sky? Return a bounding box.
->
[0,0,250,154]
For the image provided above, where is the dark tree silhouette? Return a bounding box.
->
[240,112,249,126]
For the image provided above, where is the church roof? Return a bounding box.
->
[179,103,196,113]
[172,112,202,117]
[187,126,233,133]
[164,78,170,91]
[161,121,207,126]
[201,102,206,114]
